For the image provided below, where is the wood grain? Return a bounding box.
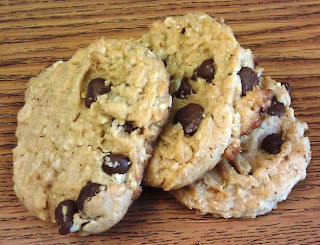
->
[1,0,319,244]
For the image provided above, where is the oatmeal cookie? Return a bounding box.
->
[13,39,171,235]
[172,77,311,218]
[141,13,254,190]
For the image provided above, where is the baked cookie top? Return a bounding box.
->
[141,13,250,190]
[172,77,311,218]
[13,39,171,235]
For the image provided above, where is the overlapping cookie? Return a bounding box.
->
[172,77,311,218]
[13,39,171,235]
[141,13,256,190]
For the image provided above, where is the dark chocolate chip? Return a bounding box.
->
[261,133,284,154]
[191,59,215,83]
[282,82,292,93]
[238,67,259,96]
[85,78,111,108]
[181,28,186,34]
[102,154,131,175]
[123,122,137,134]
[55,200,78,235]
[267,97,285,117]
[175,78,194,99]
[174,103,204,136]
[76,182,103,212]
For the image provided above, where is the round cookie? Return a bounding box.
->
[172,77,311,218]
[141,13,253,190]
[13,39,171,235]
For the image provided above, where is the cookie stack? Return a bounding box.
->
[13,13,311,236]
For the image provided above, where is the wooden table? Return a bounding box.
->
[1,1,319,244]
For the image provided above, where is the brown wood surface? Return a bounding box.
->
[1,0,320,244]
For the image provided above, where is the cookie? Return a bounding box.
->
[13,39,171,235]
[141,13,253,190]
[172,77,311,218]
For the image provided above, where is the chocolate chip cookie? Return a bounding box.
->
[13,39,171,235]
[172,77,311,218]
[141,13,253,190]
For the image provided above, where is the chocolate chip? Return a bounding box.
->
[191,59,215,83]
[181,28,186,34]
[76,182,103,212]
[123,122,136,134]
[174,103,204,136]
[175,78,194,98]
[238,67,259,96]
[85,78,111,108]
[55,200,78,235]
[261,133,284,154]
[282,82,292,93]
[102,154,131,175]
[267,97,285,117]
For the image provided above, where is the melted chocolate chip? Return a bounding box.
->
[191,59,215,83]
[261,133,284,154]
[55,200,78,235]
[282,82,292,93]
[76,182,103,212]
[174,103,204,136]
[103,154,131,175]
[238,67,259,96]
[175,78,194,98]
[85,78,111,108]
[267,97,285,117]
[181,28,186,34]
[123,122,136,133]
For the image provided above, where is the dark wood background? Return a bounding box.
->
[1,0,319,244]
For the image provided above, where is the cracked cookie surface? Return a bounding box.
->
[172,77,311,218]
[141,13,252,190]
[13,39,171,235]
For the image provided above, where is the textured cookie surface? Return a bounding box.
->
[13,39,171,235]
[141,13,251,190]
[172,77,311,218]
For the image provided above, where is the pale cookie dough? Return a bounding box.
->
[141,13,253,190]
[172,77,311,218]
[13,39,171,235]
